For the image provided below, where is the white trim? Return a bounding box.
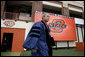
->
[69,7,83,12]
[42,1,62,8]
[75,18,84,25]
[60,1,84,8]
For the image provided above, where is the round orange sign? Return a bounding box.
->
[49,19,67,33]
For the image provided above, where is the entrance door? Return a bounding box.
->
[1,33,13,52]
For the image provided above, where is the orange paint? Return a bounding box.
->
[34,12,77,41]
[1,27,25,52]
[76,42,84,52]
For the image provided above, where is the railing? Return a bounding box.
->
[2,12,32,22]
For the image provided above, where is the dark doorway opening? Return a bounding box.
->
[1,33,13,52]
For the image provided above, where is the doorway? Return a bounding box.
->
[1,33,13,52]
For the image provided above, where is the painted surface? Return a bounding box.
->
[76,42,84,52]
[1,28,25,52]
[34,12,77,41]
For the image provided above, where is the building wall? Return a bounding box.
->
[1,18,84,50]
[1,27,25,52]
[1,1,84,50]
[1,19,34,51]
[61,1,84,8]
[42,1,84,48]
[1,19,34,40]
[1,1,5,18]
[76,26,84,42]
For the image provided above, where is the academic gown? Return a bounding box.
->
[23,21,55,56]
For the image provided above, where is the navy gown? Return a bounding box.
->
[23,21,55,56]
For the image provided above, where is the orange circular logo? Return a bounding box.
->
[49,19,67,33]
[3,21,15,27]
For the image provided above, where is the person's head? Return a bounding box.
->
[42,12,50,22]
